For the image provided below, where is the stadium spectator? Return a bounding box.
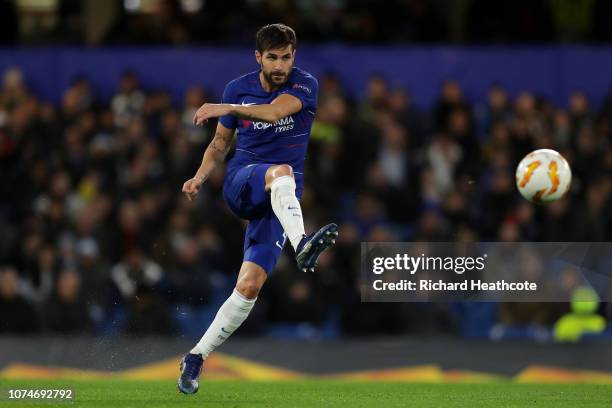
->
[434,80,469,131]
[44,269,93,333]
[554,286,607,342]
[109,247,174,334]
[111,71,145,128]
[0,266,40,333]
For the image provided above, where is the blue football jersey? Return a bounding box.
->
[219,67,318,196]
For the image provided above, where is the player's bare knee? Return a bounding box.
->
[265,164,294,190]
[275,164,293,177]
[236,266,266,299]
[236,277,263,299]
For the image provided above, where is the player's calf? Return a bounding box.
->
[269,169,306,250]
[189,288,257,360]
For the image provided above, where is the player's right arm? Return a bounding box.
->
[182,122,235,201]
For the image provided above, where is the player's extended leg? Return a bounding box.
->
[265,164,338,273]
[178,261,266,394]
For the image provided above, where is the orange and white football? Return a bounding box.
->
[516,149,572,204]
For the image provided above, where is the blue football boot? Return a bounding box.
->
[178,353,203,394]
[296,223,339,272]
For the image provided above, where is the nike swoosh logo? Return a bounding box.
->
[221,327,231,334]
[241,102,256,106]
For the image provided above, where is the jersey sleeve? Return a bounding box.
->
[219,81,238,129]
[282,73,319,113]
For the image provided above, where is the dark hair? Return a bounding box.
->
[256,24,297,53]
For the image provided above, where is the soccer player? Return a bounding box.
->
[177,24,338,394]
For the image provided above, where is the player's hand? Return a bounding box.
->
[182,177,203,201]
[193,103,231,126]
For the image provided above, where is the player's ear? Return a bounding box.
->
[255,50,262,66]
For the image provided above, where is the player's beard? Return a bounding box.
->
[262,69,288,89]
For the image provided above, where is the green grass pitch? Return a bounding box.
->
[0,379,611,407]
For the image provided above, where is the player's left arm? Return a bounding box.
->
[193,94,302,125]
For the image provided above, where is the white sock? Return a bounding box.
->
[270,175,305,250]
[190,289,256,359]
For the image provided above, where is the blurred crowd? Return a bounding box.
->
[2,0,612,45]
[0,65,611,340]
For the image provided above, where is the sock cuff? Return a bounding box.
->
[269,175,296,192]
[232,288,257,304]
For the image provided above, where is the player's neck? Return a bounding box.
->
[259,71,281,93]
